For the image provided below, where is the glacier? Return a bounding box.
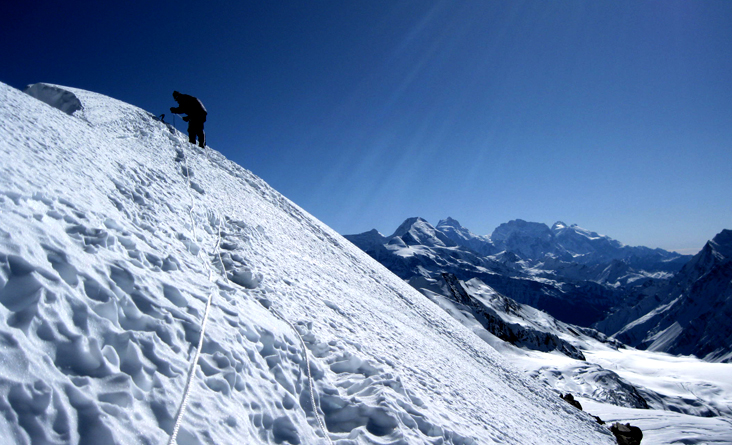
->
[0,81,618,444]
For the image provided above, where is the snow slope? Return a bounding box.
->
[0,82,615,444]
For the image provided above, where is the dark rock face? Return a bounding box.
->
[24,83,84,115]
[610,422,643,445]
[441,274,586,360]
[472,302,587,360]
[561,393,583,411]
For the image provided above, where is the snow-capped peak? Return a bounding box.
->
[491,219,552,244]
[709,229,732,260]
[436,217,463,229]
[391,217,456,248]
[551,221,568,232]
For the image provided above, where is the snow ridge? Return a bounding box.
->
[0,82,615,444]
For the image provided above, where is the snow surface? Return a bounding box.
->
[0,82,616,444]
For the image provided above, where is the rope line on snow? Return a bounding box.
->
[168,139,223,445]
[270,306,334,445]
[166,130,332,445]
[168,287,215,445]
[209,149,333,444]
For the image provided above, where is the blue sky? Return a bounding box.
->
[3,1,731,253]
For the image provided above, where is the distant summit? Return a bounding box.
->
[709,229,732,259]
[436,218,495,256]
[391,217,456,248]
[436,217,683,268]
[491,219,555,260]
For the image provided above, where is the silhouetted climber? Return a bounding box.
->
[170,91,207,148]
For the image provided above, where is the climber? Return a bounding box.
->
[170,91,207,148]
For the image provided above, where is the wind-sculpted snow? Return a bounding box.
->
[0,82,616,444]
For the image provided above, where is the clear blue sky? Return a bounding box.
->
[3,1,731,253]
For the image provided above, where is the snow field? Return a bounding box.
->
[1,82,615,444]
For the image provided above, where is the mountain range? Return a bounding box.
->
[345,217,732,363]
[345,217,688,325]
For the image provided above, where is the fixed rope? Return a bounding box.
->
[210,151,333,444]
[166,133,332,445]
[270,306,334,445]
[168,139,222,445]
[168,287,215,445]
